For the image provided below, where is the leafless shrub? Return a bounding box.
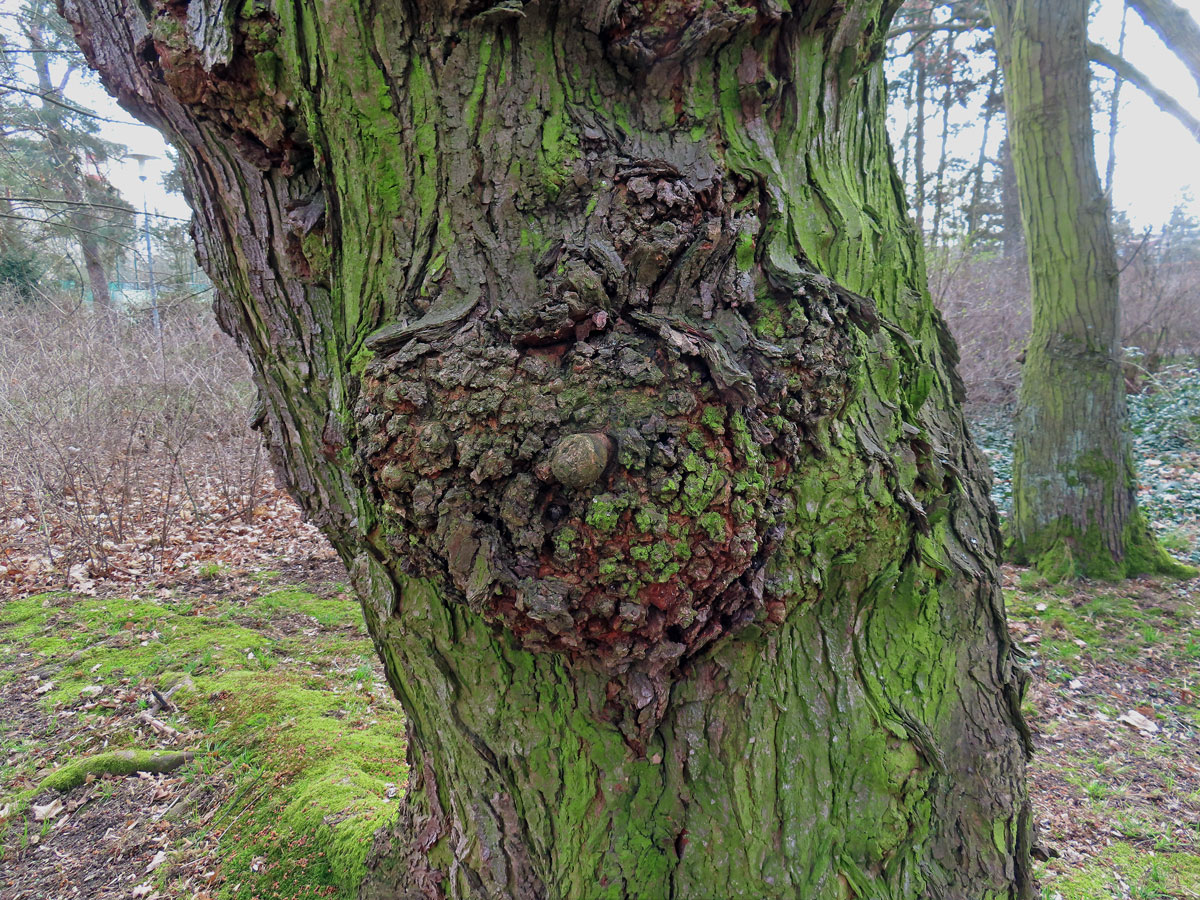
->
[0,295,274,578]
[1119,244,1200,378]
[926,231,1200,407]
[925,248,1030,408]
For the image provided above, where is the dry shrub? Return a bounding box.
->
[1120,247,1200,375]
[927,237,1200,408]
[0,296,274,578]
[926,248,1030,408]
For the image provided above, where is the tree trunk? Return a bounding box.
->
[998,137,1023,259]
[61,0,1033,895]
[913,5,932,236]
[930,33,957,247]
[966,68,1000,241]
[989,0,1188,580]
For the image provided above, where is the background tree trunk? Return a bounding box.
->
[988,0,1187,580]
[998,137,1024,259]
[61,0,1033,895]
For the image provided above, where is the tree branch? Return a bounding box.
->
[0,196,186,220]
[1128,0,1200,96]
[0,80,123,123]
[1088,41,1200,144]
[888,20,988,40]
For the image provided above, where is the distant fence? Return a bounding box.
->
[51,280,214,308]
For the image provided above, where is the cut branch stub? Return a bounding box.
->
[548,432,612,488]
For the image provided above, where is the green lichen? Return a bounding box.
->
[697,512,728,542]
[700,405,726,435]
[585,495,623,533]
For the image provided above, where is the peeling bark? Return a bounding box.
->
[61,0,1033,895]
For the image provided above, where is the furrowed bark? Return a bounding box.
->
[989,0,1190,581]
[61,0,1033,895]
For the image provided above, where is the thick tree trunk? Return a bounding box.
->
[989,0,1187,580]
[62,0,1033,895]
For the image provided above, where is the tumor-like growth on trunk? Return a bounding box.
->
[356,158,864,722]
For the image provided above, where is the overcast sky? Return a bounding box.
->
[9,0,1200,232]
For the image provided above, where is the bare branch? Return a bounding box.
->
[1088,41,1200,144]
[0,79,124,123]
[1128,0,1200,95]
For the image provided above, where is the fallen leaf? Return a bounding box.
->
[32,798,64,821]
[1117,710,1159,734]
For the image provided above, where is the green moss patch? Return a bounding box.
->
[1043,843,1200,899]
[0,584,406,899]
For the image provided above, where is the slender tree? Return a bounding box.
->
[1103,1,1130,197]
[0,0,133,306]
[62,0,1034,895]
[987,0,1187,580]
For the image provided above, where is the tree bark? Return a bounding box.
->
[61,0,1033,895]
[988,0,1189,580]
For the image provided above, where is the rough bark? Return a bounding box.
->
[61,0,1033,895]
[988,0,1189,581]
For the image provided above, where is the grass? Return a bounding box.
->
[1008,567,1200,898]
[1042,843,1200,900]
[0,580,406,899]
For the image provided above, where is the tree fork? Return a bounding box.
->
[62,0,1033,895]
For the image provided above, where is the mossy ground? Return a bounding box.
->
[1005,568,1200,898]
[2,551,1199,898]
[0,568,406,899]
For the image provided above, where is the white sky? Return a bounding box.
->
[1091,0,1200,227]
[9,0,1200,231]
